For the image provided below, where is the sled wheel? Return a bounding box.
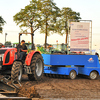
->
[89,71,98,80]
[69,70,76,79]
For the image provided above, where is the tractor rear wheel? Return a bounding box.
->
[11,61,23,83]
[28,53,44,81]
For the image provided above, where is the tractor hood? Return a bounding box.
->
[0,48,17,54]
[0,48,17,65]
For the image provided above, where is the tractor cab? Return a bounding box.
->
[14,33,35,62]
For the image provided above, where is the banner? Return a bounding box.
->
[70,22,90,51]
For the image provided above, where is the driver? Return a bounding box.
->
[16,40,27,60]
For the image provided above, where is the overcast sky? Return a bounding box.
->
[0,0,100,52]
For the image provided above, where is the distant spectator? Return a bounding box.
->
[79,51,85,55]
[95,52,99,57]
[0,43,5,48]
[2,44,5,48]
[0,43,2,48]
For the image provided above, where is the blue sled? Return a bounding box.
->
[42,54,100,79]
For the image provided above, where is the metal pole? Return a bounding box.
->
[90,20,92,54]
[5,33,7,43]
[68,19,70,53]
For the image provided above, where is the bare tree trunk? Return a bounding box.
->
[45,18,48,48]
[31,33,33,44]
[45,32,47,48]
[65,19,68,44]
[65,31,68,44]
[31,23,34,45]
[30,23,35,50]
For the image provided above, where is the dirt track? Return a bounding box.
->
[19,75,100,100]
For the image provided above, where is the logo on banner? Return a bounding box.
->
[88,57,94,63]
[77,25,83,28]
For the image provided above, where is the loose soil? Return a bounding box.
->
[18,74,100,100]
[18,85,40,98]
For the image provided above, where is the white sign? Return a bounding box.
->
[70,22,90,51]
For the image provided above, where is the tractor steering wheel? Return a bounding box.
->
[17,48,22,53]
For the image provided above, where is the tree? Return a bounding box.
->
[57,7,81,44]
[39,0,60,48]
[13,0,42,44]
[0,16,6,33]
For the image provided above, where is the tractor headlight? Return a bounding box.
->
[0,54,4,61]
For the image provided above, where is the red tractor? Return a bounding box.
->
[0,33,44,83]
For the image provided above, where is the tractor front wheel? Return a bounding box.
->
[11,61,23,83]
[28,53,44,81]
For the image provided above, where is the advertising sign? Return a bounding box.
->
[70,22,90,51]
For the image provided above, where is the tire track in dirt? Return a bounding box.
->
[21,75,100,99]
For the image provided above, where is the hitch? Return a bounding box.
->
[0,76,20,93]
[0,76,31,100]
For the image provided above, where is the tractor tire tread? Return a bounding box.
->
[28,53,44,81]
[11,61,22,82]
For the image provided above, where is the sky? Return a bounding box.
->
[0,0,100,52]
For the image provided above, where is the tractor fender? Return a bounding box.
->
[25,50,41,66]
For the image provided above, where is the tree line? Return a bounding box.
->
[0,0,81,48]
[0,16,6,33]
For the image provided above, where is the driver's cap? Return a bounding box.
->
[21,40,25,42]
